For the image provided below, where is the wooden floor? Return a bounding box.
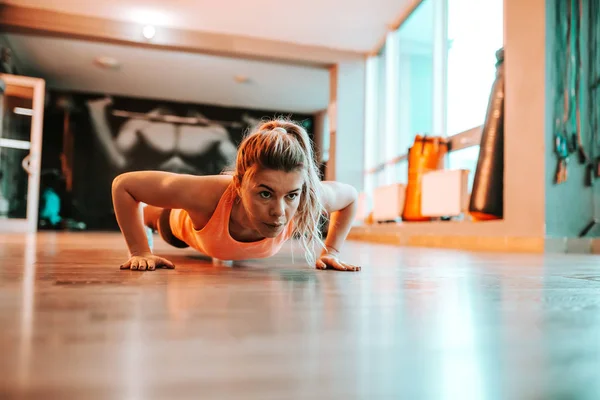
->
[1,231,600,399]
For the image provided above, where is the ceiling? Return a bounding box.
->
[0,0,414,113]
[2,0,411,52]
[2,33,330,113]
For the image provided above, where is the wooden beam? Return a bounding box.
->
[0,4,365,68]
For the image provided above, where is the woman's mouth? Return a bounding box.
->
[264,222,284,230]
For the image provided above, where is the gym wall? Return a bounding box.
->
[40,90,315,230]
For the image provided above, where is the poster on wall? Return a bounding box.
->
[41,90,314,230]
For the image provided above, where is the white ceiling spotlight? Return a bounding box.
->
[93,56,121,70]
[142,25,156,40]
[13,107,33,116]
[234,75,251,84]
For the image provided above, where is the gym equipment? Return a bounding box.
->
[422,169,470,218]
[402,135,447,222]
[469,48,505,221]
[373,183,407,223]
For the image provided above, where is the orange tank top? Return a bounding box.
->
[169,183,294,260]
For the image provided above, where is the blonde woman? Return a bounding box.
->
[111,119,361,272]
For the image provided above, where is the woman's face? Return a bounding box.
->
[240,167,305,238]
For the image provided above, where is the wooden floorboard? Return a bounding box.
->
[1,231,599,399]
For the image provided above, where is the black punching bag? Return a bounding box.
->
[469,48,504,221]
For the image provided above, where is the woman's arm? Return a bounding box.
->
[317,181,360,271]
[111,171,227,257]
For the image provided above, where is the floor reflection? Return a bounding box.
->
[1,233,600,398]
[17,232,37,389]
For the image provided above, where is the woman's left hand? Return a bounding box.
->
[315,248,361,272]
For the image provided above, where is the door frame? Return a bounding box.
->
[0,74,45,233]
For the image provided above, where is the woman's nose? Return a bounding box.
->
[270,200,285,217]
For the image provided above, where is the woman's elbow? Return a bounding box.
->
[112,173,126,192]
[343,184,358,208]
[338,184,358,212]
[348,185,358,202]
[111,172,135,196]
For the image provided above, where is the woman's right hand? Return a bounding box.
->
[120,253,175,271]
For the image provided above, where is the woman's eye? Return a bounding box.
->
[287,193,299,200]
[259,191,271,199]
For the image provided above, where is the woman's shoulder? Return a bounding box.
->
[187,174,233,213]
[181,174,233,229]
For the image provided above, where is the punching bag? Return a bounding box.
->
[469,48,505,221]
[402,135,448,222]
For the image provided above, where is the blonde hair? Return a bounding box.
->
[230,117,326,266]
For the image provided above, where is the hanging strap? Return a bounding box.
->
[554,0,591,184]
[554,0,571,183]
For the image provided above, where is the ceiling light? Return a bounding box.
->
[0,138,31,150]
[14,107,33,116]
[142,25,156,40]
[94,56,121,70]
[234,75,250,84]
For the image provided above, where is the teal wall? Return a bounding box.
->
[544,0,600,238]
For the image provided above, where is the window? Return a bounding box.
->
[446,0,503,135]
[376,47,387,180]
[396,0,435,183]
[361,0,503,195]
[384,30,399,185]
[446,0,504,186]
[364,54,382,200]
[365,47,388,189]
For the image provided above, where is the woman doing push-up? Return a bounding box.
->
[111,118,361,272]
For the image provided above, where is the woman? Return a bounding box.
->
[112,118,360,272]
